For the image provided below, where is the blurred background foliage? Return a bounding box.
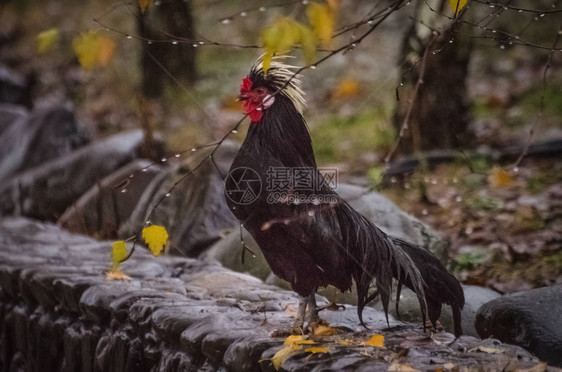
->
[0,0,561,291]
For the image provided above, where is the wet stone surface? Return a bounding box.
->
[0,130,149,220]
[475,286,562,368]
[0,65,29,106]
[0,105,89,181]
[373,284,501,338]
[58,159,164,239]
[0,218,553,371]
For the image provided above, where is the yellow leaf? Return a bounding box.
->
[488,167,514,188]
[298,24,317,64]
[331,79,361,101]
[269,335,320,370]
[306,3,335,48]
[261,23,283,74]
[72,33,116,70]
[262,18,297,54]
[262,22,284,53]
[448,0,467,16]
[284,335,316,345]
[138,0,152,13]
[261,17,303,74]
[73,33,99,70]
[312,324,337,336]
[260,17,319,73]
[262,51,273,75]
[37,28,59,54]
[105,269,131,280]
[336,339,353,346]
[305,346,330,354]
[142,225,169,256]
[363,334,384,347]
[279,18,301,53]
[111,241,127,269]
[271,344,302,370]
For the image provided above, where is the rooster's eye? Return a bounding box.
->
[255,88,267,94]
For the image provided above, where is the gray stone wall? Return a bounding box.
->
[0,218,549,371]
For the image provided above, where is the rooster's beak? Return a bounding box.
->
[237,94,249,102]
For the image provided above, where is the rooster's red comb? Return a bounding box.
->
[240,78,252,94]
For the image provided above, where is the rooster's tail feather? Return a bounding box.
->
[353,223,428,331]
[388,236,465,336]
[353,223,464,336]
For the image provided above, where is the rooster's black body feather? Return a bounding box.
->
[225,61,464,336]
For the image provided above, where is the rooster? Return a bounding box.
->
[225,59,465,336]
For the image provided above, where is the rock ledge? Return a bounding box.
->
[0,218,551,371]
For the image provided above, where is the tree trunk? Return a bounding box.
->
[138,0,197,98]
[393,0,473,155]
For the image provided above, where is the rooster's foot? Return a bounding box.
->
[424,319,443,334]
[292,293,324,331]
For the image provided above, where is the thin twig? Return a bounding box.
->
[512,21,562,170]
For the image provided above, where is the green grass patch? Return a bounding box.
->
[451,246,490,272]
[471,195,504,211]
[310,106,395,164]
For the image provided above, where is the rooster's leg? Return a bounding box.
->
[304,293,320,324]
[292,295,309,329]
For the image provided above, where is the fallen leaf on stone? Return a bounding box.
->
[271,344,302,370]
[442,362,456,369]
[469,346,505,354]
[388,362,419,371]
[305,346,330,354]
[336,339,354,346]
[105,269,131,281]
[363,334,384,347]
[111,241,127,269]
[284,335,316,345]
[142,225,169,256]
[270,335,316,370]
[312,324,337,336]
